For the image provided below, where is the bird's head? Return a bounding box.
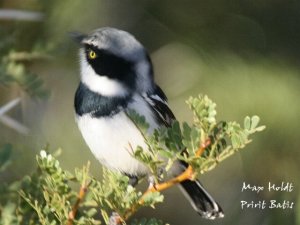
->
[71,27,154,97]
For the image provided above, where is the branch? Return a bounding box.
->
[67,182,90,225]
[0,9,44,21]
[121,138,211,222]
[67,162,92,225]
[0,98,29,134]
[19,95,264,224]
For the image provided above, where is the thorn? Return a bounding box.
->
[0,115,29,134]
[0,98,21,116]
[0,98,29,134]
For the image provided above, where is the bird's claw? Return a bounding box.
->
[108,212,122,225]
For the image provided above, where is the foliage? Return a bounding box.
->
[128,95,265,181]
[0,95,264,224]
[0,43,50,100]
[0,5,54,99]
[0,148,164,225]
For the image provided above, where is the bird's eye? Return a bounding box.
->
[88,50,97,59]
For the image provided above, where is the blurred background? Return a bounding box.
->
[0,0,299,224]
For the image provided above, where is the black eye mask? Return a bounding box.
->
[84,44,136,90]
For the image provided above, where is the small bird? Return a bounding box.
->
[72,27,224,219]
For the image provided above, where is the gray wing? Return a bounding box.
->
[143,85,175,127]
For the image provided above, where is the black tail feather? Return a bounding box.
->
[179,179,224,219]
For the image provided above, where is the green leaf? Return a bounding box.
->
[250,115,260,129]
[182,123,201,155]
[182,122,191,141]
[127,109,150,133]
[186,95,217,130]
[142,192,164,208]
[0,202,19,225]
[255,125,266,132]
[231,134,240,148]
[244,116,251,130]
[101,209,109,224]
[85,208,97,217]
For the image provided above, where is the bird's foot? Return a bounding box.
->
[108,212,122,225]
[147,176,157,189]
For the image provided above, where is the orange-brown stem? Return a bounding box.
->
[67,182,90,225]
[121,138,211,222]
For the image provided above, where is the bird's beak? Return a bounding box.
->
[69,31,87,45]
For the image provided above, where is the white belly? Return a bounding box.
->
[76,112,151,175]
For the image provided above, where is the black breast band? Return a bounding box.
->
[74,82,132,117]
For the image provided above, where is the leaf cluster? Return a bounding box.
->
[0,10,53,100]
[129,95,265,179]
[0,95,264,225]
[0,51,50,100]
[0,149,165,225]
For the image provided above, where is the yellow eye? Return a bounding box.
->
[88,50,97,59]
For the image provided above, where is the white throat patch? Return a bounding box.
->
[79,50,129,97]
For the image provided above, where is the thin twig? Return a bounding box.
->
[0,9,44,21]
[67,181,91,225]
[0,114,30,134]
[0,98,30,134]
[0,98,21,116]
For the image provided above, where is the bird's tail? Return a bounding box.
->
[179,179,224,219]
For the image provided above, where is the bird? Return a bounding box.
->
[71,27,224,220]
